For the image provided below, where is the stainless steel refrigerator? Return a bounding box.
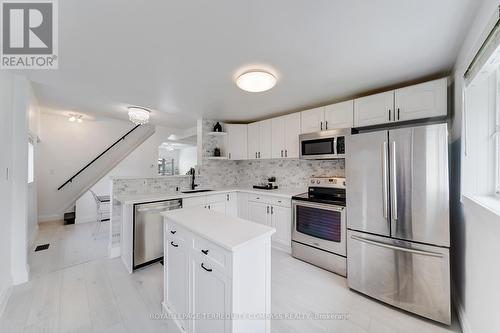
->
[346,122,450,325]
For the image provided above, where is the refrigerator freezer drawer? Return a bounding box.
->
[347,230,450,324]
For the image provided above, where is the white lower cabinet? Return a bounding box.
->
[225,192,238,217]
[207,201,226,213]
[163,220,272,333]
[248,201,270,226]
[270,205,291,249]
[247,197,292,252]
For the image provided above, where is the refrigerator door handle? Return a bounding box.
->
[390,141,398,221]
[382,141,389,219]
[350,235,443,258]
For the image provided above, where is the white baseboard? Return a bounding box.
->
[0,286,13,318]
[453,294,471,333]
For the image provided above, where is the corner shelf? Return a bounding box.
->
[207,156,228,160]
[207,131,228,136]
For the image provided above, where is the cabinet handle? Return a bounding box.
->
[388,109,391,121]
[170,241,179,248]
[325,121,328,130]
[208,205,211,210]
[227,194,229,201]
[285,149,288,157]
[228,152,231,159]
[281,150,283,157]
[397,108,400,120]
[170,230,177,234]
[258,151,261,158]
[255,152,257,158]
[271,206,274,214]
[201,249,209,255]
[201,263,212,272]
[320,121,323,130]
[267,206,269,214]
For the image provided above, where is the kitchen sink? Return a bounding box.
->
[181,189,214,194]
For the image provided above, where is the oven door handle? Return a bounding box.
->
[292,200,345,212]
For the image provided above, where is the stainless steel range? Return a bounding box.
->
[291,177,347,276]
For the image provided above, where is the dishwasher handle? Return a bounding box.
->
[135,200,182,212]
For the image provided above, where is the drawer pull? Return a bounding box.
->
[201,263,212,272]
[170,230,177,234]
[201,249,209,255]
[170,241,179,248]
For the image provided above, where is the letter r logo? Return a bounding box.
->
[2,2,53,54]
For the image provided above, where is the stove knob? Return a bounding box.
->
[316,180,320,184]
[311,180,315,184]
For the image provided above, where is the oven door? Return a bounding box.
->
[292,200,346,256]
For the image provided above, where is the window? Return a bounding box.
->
[28,140,34,184]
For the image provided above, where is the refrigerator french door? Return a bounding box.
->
[346,123,451,325]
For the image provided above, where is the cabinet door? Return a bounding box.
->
[271,116,285,158]
[300,107,325,133]
[183,196,206,208]
[324,100,354,129]
[165,239,189,331]
[248,201,270,226]
[395,78,447,122]
[284,113,301,158]
[226,124,248,160]
[207,201,226,214]
[259,119,272,159]
[247,122,260,160]
[354,91,394,127]
[237,192,249,219]
[270,205,291,247]
[225,192,238,217]
[191,257,231,333]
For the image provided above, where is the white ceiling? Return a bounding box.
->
[25,0,479,129]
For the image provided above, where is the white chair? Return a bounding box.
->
[89,190,110,237]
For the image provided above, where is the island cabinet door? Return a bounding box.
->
[165,238,189,332]
[191,256,231,333]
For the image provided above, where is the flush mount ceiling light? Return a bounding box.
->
[128,107,150,125]
[68,115,76,122]
[236,70,276,92]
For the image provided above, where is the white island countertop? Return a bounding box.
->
[162,207,275,251]
[115,187,305,205]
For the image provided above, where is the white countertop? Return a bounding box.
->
[114,187,306,205]
[162,207,275,251]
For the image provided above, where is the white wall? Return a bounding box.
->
[451,1,500,332]
[0,72,14,314]
[178,146,197,175]
[27,90,41,247]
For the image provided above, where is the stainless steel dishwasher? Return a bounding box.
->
[133,199,182,269]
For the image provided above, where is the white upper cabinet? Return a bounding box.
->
[354,91,394,127]
[226,124,247,160]
[271,113,301,159]
[324,100,354,129]
[283,113,301,158]
[271,117,285,159]
[395,78,447,122]
[300,106,325,134]
[259,119,272,159]
[248,120,272,159]
[247,122,260,159]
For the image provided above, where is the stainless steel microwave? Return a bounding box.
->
[299,129,349,159]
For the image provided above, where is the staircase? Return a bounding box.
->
[54,124,155,215]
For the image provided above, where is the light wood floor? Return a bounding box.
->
[0,221,461,333]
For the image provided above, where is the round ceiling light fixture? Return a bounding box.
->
[128,106,150,125]
[236,70,277,92]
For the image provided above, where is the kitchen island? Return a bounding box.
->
[162,207,275,333]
